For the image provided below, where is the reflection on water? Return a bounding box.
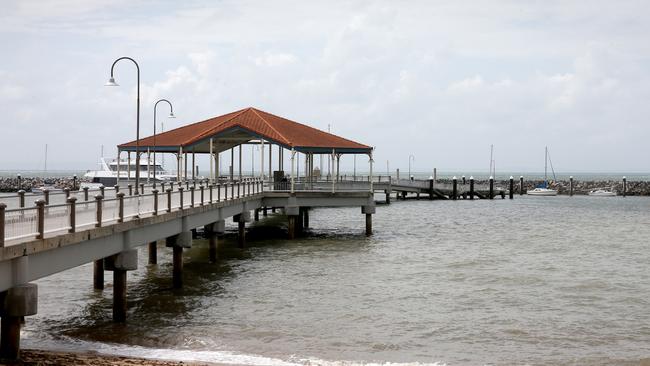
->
[23,196,650,365]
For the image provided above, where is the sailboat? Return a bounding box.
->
[527,146,558,196]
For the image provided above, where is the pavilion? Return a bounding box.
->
[117,107,373,184]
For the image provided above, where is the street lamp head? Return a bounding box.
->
[168,112,176,119]
[104,77,119,87]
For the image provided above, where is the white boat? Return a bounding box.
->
[527,146,558,196]
[84,157,177,187]
[588,189,616,197]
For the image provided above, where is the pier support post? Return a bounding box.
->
[489,176,494,199]
[286,206,299,239]
[148,241,157,265]
[165,232,192,289]
[104,250,138,322]
[469,176,475,200]
[0,283,38,361]
[93,260,104,290]
[623,176,627,197]
[362,205,375,236]
[233,212,250,249]
[509,176,514,199]
[570,176,574,197]
[303,208,309,228]
[205,220,225,263]
[428,178,434,200]
[254,208,260,221]
[520,176,524,195]
[385,190,391,204]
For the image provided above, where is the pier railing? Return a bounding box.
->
[0,179,264,247]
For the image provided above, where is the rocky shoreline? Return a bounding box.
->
[0,176,89,192]
[440,178,647,195]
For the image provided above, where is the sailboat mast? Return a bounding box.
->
[544,146,548,184]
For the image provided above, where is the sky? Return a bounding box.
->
[1,0,650,174]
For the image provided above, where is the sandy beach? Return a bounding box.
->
[3,349,227,366]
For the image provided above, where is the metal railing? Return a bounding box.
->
[0,179,264,247]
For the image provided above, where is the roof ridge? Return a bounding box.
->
[249,108,291,146]
[191,107,252,144]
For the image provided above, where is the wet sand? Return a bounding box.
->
[4,349,228,366]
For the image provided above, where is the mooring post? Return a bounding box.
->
[452,176,458,200]
[128,184,133,196]
[519,176,524,195]
[104,250,138,322]
[469,177,475,200]
[428,177,434,200]
[622,176,627,197]
[18,190,25,208]
[489,176,494,199]
[64,188,70,199]
[83,186,89,201]
[569,176,574,197]
[509,176,514,199]
[43,189,50,205]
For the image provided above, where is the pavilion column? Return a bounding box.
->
[192,151,195,180]
[184,152,188,181]
[215,151,220,181]
[127,152,131,184]
[116,150,121,186]
[336,154,341,182]
[230,148,234,181]
[239,145,243,180]
[269,143,273,180]
[290,148,296,193]
[177,148,182,182]
[147,148,151,183]
[209,138,214,183]
[260,139,265,180]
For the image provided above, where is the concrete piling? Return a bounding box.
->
[362,205,375,236]
[165,232,192,289]
[303,208,309,228]
[0,283,38,361]
[172,247,183,289]
[104,250,138,322]
[205,221,224,263]
[93,260,104,290]
[148,242,157,265]
[254,208,260,221]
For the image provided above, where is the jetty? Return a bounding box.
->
[0,107,502,361]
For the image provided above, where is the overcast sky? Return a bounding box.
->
[1,0,649,174]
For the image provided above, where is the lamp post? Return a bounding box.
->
[105,57,141,194]
[408,154,415,180]
[153,99,175,189]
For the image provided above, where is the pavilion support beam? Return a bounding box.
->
[269,143,272,179]
[184,152,188,182]
[192,151,195,180]
[209,138,214,183]
[230,148,234,181]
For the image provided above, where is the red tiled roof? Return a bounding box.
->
[118,107,371,153]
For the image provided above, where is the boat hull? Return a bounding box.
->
[527,188,558,196]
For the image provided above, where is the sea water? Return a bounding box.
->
[21,195,650,365]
